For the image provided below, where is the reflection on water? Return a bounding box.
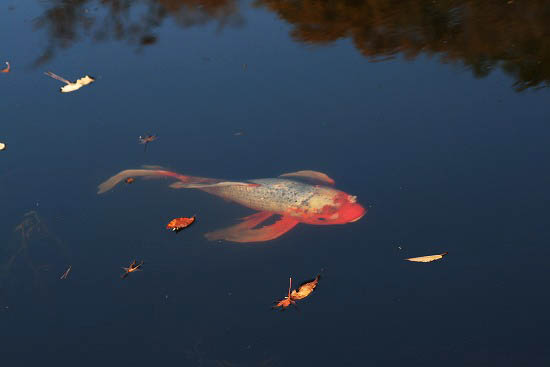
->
[0,211,69,294]
[32,0,243,65]
[184,336,279,367]
[31,0,550,90]
[2,0,549,365]
[257,0,550,91]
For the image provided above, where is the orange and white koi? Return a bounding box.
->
[98,167,366,243]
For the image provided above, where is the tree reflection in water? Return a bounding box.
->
[0,211,69,295]
[31,0,550,90]
[32,0,244,65]
[256,0,550,91]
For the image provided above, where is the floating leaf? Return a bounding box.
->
[273,277,295,310]
[273,273,321,310]
[405,252,448,263]
[121,260,144,279]
[44,71,95,93]
[1,62,10,73]
[290,274,320,300]
[60,265,71,280]
[166,216,196,233]
[138,134,157,144]
[138,134,157,152]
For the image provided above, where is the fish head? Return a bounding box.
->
[292,187,366,225]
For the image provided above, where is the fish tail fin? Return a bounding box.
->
[97,167,219,194]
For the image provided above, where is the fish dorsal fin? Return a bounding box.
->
[169,181,255,189]
[141,165,166,170]
[279,170,335,185]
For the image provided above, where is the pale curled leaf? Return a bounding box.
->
[45,71,95,93]
[405,252,448,263]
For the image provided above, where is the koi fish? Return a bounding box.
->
[98,167,366,243]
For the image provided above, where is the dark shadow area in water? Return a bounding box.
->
[32,0,244,65]
[256,0,550,91]
[0,211,70,299]
[28,0,550,90]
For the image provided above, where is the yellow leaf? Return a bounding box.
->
[405,252,448,263]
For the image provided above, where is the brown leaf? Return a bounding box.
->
[290,274,320,300]
[166,216,196,233]
[273,277,295,310]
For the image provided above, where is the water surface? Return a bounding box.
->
[1,1,549,366]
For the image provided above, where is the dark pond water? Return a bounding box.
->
[1,1,549,366]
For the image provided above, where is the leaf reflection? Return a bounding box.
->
[184,337,280,367]
[0,211,69,294]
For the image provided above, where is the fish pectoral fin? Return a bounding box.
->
[237,211,274,227]
[204,211,275,240]
[279,170,335,185]
[205,213,299,243]
[169,181,255,189]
